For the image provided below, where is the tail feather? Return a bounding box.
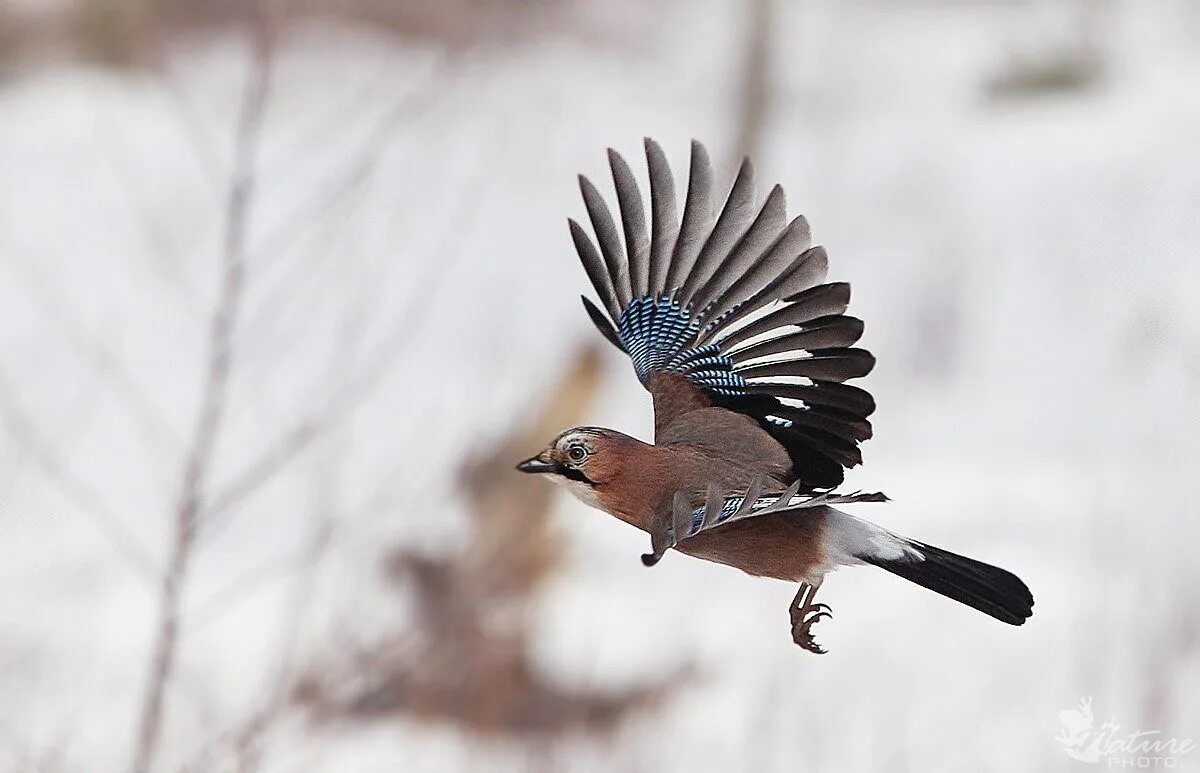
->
[860,539,1034,626]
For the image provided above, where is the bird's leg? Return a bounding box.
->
[789,580,832,654]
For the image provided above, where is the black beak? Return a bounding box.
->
[516,456,557,474]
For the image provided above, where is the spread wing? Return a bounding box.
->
[569,139,876,490]
[642,476,888,567]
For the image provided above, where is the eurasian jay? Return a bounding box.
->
[518,140,1033,653]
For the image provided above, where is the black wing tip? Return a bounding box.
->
[847,348,878,378]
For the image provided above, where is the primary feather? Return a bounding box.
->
[569,140,878,490]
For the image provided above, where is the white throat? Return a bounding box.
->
[550,475,604,511]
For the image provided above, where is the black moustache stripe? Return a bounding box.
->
[556,464,594,485]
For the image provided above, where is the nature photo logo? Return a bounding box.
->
[1057,698,1195,768]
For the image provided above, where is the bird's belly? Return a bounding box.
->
[675,513,827,583]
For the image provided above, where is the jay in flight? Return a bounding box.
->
[518,140,1033,653]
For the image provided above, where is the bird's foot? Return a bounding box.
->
[789,582,831,654]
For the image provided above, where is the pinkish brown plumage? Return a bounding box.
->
[519,140,1033,653]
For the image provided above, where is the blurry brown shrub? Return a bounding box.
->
[9,0,605,70]
[294,343,690,737]
[297,0,583,48]
[986,51,1102,100]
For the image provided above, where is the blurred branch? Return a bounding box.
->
[129,17,273,773]
[0,368,160,580]
[732,0,774,163]
[93,113,200,311]
[198,133,497,540]
[0,712,71,773]
[249,54,457,275]
[201,418,319,521]
[182,392,350,772]
[295,344,691,737]
[188,519,334,628]
[224,487,335,773]
[266,49,427,177]
[0,237,184,473]
[179,516,335,773]
[157,64,225,195]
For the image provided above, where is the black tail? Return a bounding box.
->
[862,540,1034,626]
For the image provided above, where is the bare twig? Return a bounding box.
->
[182,405,347,773]
[0,368,160,579]
[156,64,225,196]
[188,519,334,628]
[0,242,183,472]
[201,418,319,521]
[228,497,335,773]
[249,53,458,275]
[732,0,775,163]
[198,132,498,540]
[92,112,200,311]
[128,20,273,773]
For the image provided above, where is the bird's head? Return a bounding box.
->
[516,427,636,509]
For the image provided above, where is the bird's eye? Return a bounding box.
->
[566,444,587,463]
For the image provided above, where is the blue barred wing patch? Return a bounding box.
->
[617,295,748,395]
[689,494,783,532]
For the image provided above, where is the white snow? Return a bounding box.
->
[1,1,1197,771]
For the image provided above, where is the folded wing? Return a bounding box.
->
[642,476,889,566]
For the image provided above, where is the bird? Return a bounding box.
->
[517,139,1033,653]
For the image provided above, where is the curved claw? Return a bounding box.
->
[791,609,831,654]
[789,606,831,624]
[794,627,828,655]
[789,582,832,654]
[641,552,662,567]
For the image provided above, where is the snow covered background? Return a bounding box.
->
[1,0,1197,771]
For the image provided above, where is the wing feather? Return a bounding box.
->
[644,138,679,294]
[726,316,865,360]
[663,141,715,293]
[569,218,621,322]
[568,141,878,492]
[711,282,850,349]
[689,184,788,317]
[644,479,887,566]
[579,174,632,307]
[703,213,812,327]
[734,347,876,382]
[676,157,757,306]
[608,148,651,299]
